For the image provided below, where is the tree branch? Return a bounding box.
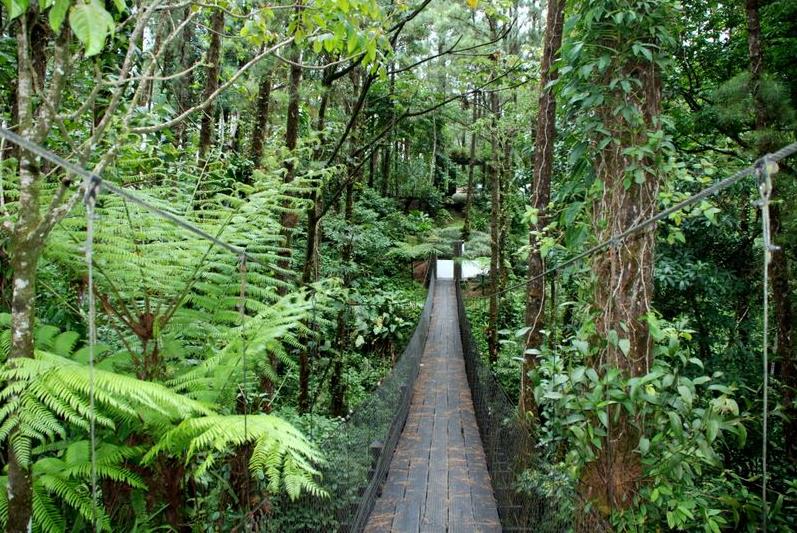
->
[131,36,295,134]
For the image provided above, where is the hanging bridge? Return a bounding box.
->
[276,255,609,532]
[364,277,500,532]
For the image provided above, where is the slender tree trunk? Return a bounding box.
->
[499,129,512,290]
[521,0,565,415]
[7,16,43,531]
[429,115,437,189]
[368,149,376,189]
[296,78,333,414]
[301,85,330,287]
[331,181,355,417]
[140,17,167,110]
[277,46,304,290]
[487,90,501,363]
[197,9,224,161]
[462,91,479,241]
[746,0,764,130]
[381,142,392,196]
[249,72,272,171]
[381,62,396,197]
[173,8,195,146]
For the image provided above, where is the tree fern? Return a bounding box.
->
[144,415,327,500]
[168,280,340,404]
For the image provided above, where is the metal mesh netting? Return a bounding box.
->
[265,258,436,532]
[454,276,611,533]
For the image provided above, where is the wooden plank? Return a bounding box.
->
[365,280,500,532]
[422,386,448,530]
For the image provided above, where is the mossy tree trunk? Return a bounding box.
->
[582,47,662,519]
[746,0,797,462]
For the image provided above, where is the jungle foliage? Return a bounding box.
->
[0,0,795,531]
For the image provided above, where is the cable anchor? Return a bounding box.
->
[755,156,780,260]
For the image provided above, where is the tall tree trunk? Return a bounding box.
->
[197,9,224,161]
[7,16,44,531]
[429,115,437,189]
[746,0,764,131]
[249,72,272,170]
[296,77,333,413]
[173,8,195,147]
[381,62,396,197]
[277,46,304,290]
[368,148,376,189]
[581,46,663,516]
[521,0,565,415]
[746,0,796,461]
[381,142,392,196]
[301,85,331,287]
[462,91,479,241]
[487,89,501,363]
[331,181,355,417]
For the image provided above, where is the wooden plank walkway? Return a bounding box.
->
[365,280,501,533]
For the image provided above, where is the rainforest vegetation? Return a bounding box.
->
[0,0,796,531]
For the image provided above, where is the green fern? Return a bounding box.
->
[0,350,211,467]
[144,414,327,500]
[0,440,144,532]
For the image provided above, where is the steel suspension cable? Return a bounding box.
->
[83,169,100,532]
[757,157,776,531]
[237,254,252,528]
[0,127,265,266]
[476,141,797,300]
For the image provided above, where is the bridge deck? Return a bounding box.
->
[365,280,501,532]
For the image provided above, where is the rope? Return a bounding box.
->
[0,127,266,267]
[83,174,100,531]
[476,142,797,299]
[756,157,777,530]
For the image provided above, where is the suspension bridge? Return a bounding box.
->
[279,254,609,532]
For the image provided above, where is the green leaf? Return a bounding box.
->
[706,418,719,443]
[571,366,586,383]
[70,0,115,57]
[668,412,683,436]
[365,39,377,63]
[48,0,70,31]
[639,436,650,454]
[618,338,630,356]
[2,0,29,20]
[677,384,693,406]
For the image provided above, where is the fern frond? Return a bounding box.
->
[145,414,326,500]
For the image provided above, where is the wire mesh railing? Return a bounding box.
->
[453,262,611,533]
[265,255,436,532]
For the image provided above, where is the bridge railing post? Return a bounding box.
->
[369,440,384,496]
[453,240,463,283]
